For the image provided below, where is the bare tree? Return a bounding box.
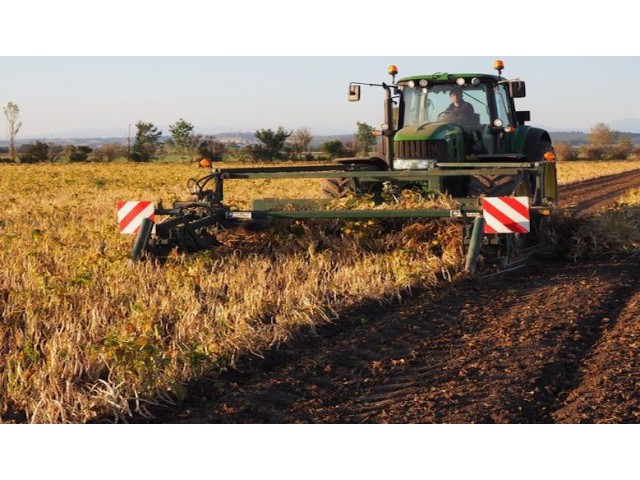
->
[93,143,123,162]
[3,102,22,162]
[47,142,64,163]
[188,133,203,162]
[345,137,362,157]
[290,127,313,159]
[198,135,227,162]
[588,122,618,146]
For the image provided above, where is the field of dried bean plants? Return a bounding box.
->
[0,159,639,423]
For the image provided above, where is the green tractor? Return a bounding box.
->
[125,60,557,273]
[323,60,557,205]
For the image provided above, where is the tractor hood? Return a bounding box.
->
[393,122,465,165]
[394,122,462,142]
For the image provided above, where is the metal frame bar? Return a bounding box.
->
[226,207,482,221]
[218,163,541,181]
[140,161,553,275]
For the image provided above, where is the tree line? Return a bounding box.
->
[553,122,639,161]
[1,103,379,164]
[116,120,377,163]
[3,101,639,164]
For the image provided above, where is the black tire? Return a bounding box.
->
[320,177,358,200]
[532,139,553,162]
[469,131,553,197]
[468,174,519,197]
[468,137,553,198]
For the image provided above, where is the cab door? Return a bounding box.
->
[492,84,514,154]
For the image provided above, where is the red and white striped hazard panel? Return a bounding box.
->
[117,201,155,234]
[482,197,530,234]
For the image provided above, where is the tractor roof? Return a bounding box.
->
[398,73,501,83]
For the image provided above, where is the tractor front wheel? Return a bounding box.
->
[320,177,358,199]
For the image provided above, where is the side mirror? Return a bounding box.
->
[348,84,361,102]
[517,110,531,124]
[509,80,526,98]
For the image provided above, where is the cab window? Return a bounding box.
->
[494,84,512,126]
[401,84,491,126]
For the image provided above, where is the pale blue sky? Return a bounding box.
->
[1,56,639,138]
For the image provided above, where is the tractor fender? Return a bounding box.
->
[332,156,389,171]
[511,126,553,161]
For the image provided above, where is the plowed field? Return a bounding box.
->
[147,170,640,424]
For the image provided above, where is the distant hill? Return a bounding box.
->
[547,131,589,145]
[0,137,128,148]
[548,131,640,145]
[214,131,354,149]
[2,130,638,150]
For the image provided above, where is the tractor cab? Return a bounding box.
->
[398,74,527,130]
[392,72,529,165]
[348,61,536,171]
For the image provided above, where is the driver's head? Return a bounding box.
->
[450,87,463,102]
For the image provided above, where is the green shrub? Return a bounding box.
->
[18,154,38,164]
[580,145,606,160]
[68,146,93,163]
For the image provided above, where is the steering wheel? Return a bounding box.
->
[438,111,457,122]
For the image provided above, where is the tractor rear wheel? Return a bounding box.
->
[533,139,554,162]
[468,139,553,198]
[468,174,520,197]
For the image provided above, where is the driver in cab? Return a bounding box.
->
[443,87,476,125]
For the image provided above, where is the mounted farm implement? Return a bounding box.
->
[119,60,557,274]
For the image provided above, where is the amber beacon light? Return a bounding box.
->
[388,64,398,82]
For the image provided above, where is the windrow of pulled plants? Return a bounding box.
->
[0,163,463,423]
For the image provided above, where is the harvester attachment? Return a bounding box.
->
[119,159,554,275]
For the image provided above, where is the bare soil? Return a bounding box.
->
[559,168,640,216]
[147,170,640,424]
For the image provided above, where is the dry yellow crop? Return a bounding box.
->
[563,186,640,259]
[0,162,461,423]
[556,159,640,185]
[1,159,638,423]
[617,187,640,206]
